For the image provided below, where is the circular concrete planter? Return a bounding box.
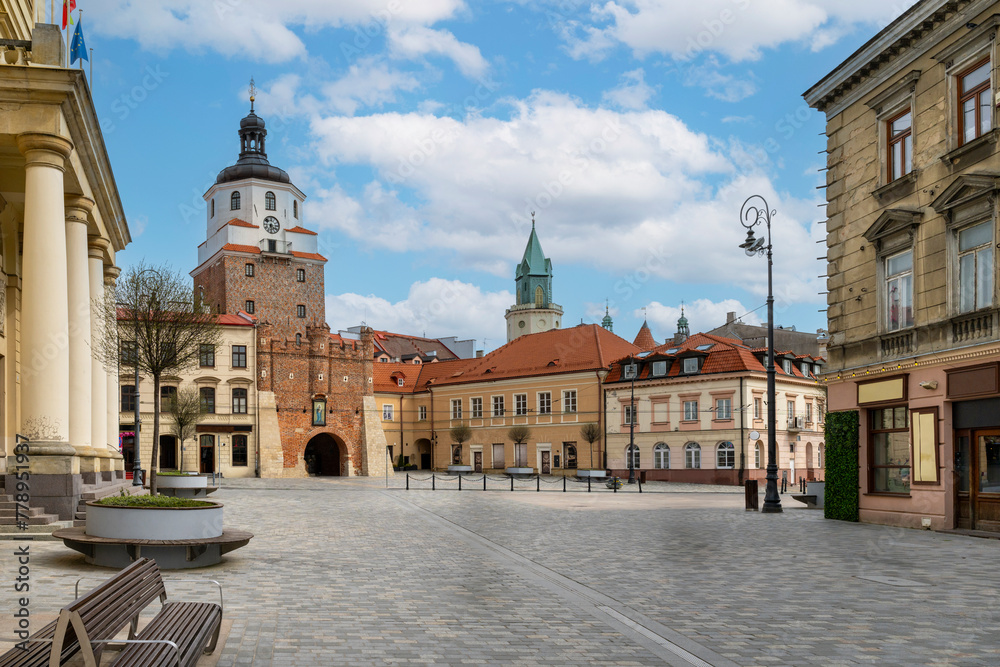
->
[86,501,224,541]
[156,475,208,490]
[576,469,607,478]
[447,465,473,473]
[505,467,534,475]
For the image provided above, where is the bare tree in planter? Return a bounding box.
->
[95,262,221,495]
[169,387,204,473]
[507,425,531,467]
[580,423,602,470]
[450,423,472,465]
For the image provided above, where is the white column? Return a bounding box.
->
[17,133,76,466]
[105,266,123,472]
[89,237,111,467]
[66,196,97,469]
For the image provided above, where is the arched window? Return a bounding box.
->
[716,442,735,469]
[754,442,763,469]
[806,442,814,469]
[564,444,577,469]
[625,444,640,469]
[535,285,544,307]
[231,191,241,210]
[293,200,298,218]
[653,443,670,469]
[265,191,276,211]
[818,443,825,469]
[685,442,701,469]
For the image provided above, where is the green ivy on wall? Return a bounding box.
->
[824,410,860,522]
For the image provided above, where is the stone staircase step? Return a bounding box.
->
[0,506,49,518]
[0,520,74,538]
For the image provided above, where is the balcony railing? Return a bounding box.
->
[880,330,913,358]
[952,311,996,344]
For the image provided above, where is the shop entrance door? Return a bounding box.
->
[540,451,551,474]
[957,430,1000,531]
[474,451,483,473]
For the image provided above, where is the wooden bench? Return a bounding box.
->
[0,558,222,667]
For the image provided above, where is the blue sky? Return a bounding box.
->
[73,0,908,352]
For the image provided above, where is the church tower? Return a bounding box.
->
[191,81,326,338]
[505,216,563,342]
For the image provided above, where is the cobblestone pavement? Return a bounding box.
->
[3,477,999,666]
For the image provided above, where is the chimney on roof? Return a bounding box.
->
[476,350,484,358]
[727,311,736,324]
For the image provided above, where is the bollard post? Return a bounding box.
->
[613,478,617,493]
[588,477,591,492]
[406,473,409,491]
[638,476,642,493]
[432,474,436,491]
[511,475,514,492]
[563,476,567,492]
[484,474,487,491]
[536,474,540,492]
[459,474,462,491]
[745,479,759,511]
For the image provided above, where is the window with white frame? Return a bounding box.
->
[806,402,813,423]
[471,397,483,419]
[754,442,763,468]
[492,395,505,417]
[715,398,732,420]
[716,442,735,469]
[418,406,427,421]
[885,249,914,331]
[781,359,792,375]
[623,404,635,425]
[683,400,698,421]
[958,221,994,313]
[682,357,698,374]
[625,444,640,469]
[787,400,796,425]
[562,390,577,414]
[653,443,669,469]
[514,394,528,416]
[685,442,701,469]
[754,397,762,420]
[887,109,912,181]
[651,360,667,377]
[382,404,394,421]
[450,399,462,420]
[537,392,552,415]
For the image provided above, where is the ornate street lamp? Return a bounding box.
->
[625,362,638,484]
[739,196,782,513]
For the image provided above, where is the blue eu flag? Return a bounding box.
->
[70,20,88,65]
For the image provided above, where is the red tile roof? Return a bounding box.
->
[373,362,421,393]
[226,218,258,229]
[430,324,638,386]
[222,243,261,254]
[217,313,255,327]
[632,322,657,350]
[286,226,318,235]
[328,333,359,351]
[370,330,460,361]
[290,251,327,261]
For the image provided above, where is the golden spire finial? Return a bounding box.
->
[249,76,257,112]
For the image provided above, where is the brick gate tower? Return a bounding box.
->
[191,84,389,478]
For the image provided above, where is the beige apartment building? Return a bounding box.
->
[0,3,132,521]
[119,314,258,478]
[806,0,1000,531]
[604,333,826,485]
[374,325,637,473]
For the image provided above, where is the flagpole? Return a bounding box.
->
[89,48,93,84]
[65,12,70,68]
[78,11,83,71]
[51,1,55,24]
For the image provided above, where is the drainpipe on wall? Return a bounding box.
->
[429,386,435,471]
[739,375,745,485]
[253,320,261,478]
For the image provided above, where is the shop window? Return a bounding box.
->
[232,434,248,466]
[870,406,910,494]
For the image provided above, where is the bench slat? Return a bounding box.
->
[110,602,221,667]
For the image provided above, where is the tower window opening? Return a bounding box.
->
[265,191,276,211]
[231,191,241,210]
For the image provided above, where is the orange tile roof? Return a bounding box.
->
[373,362,421,393]
[632,321,658,350]
[226,218,259,228]
[222,243,261,254]
[430,324,638,386]
[290,251,327,261]
[413,358,477,391]
[286,226,318,235]
[216,313,255,326]
[328,333,359,351]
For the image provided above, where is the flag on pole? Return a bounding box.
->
[62,0,76,29]
[71,19,88,65]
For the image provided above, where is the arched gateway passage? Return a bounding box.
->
[304,433,343,476]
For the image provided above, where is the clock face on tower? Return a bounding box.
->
[263,216,280,234]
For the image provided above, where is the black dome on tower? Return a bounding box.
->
[216,102,290,185]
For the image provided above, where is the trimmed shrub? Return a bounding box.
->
[94,494,214,508]
[824,410,860,522]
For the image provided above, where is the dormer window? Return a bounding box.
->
[265,191,276,211]
[682,358,698,374]
[652,361,667,377]
[781,359,792,374]
[231,191,241,210]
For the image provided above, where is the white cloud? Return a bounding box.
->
[643,299,761,340]
[85,0,467,61]
[602,68,655,110]
[387,25,489,78]
[565,0,897,63]
[322,58,422,115]
[302,90,825,304]
[326,278,512,343]
[680,58,757,102]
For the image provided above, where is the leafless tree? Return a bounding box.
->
[95,262,220,494]
[169,387,203,472]
[580,423,602,470]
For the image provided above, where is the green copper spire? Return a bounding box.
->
[515,213,554,307]
[601,300,613,332]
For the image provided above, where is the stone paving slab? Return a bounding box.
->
[2,478,998,666]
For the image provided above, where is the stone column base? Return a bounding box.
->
[21,441,80,476]
[6,471,83,521]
